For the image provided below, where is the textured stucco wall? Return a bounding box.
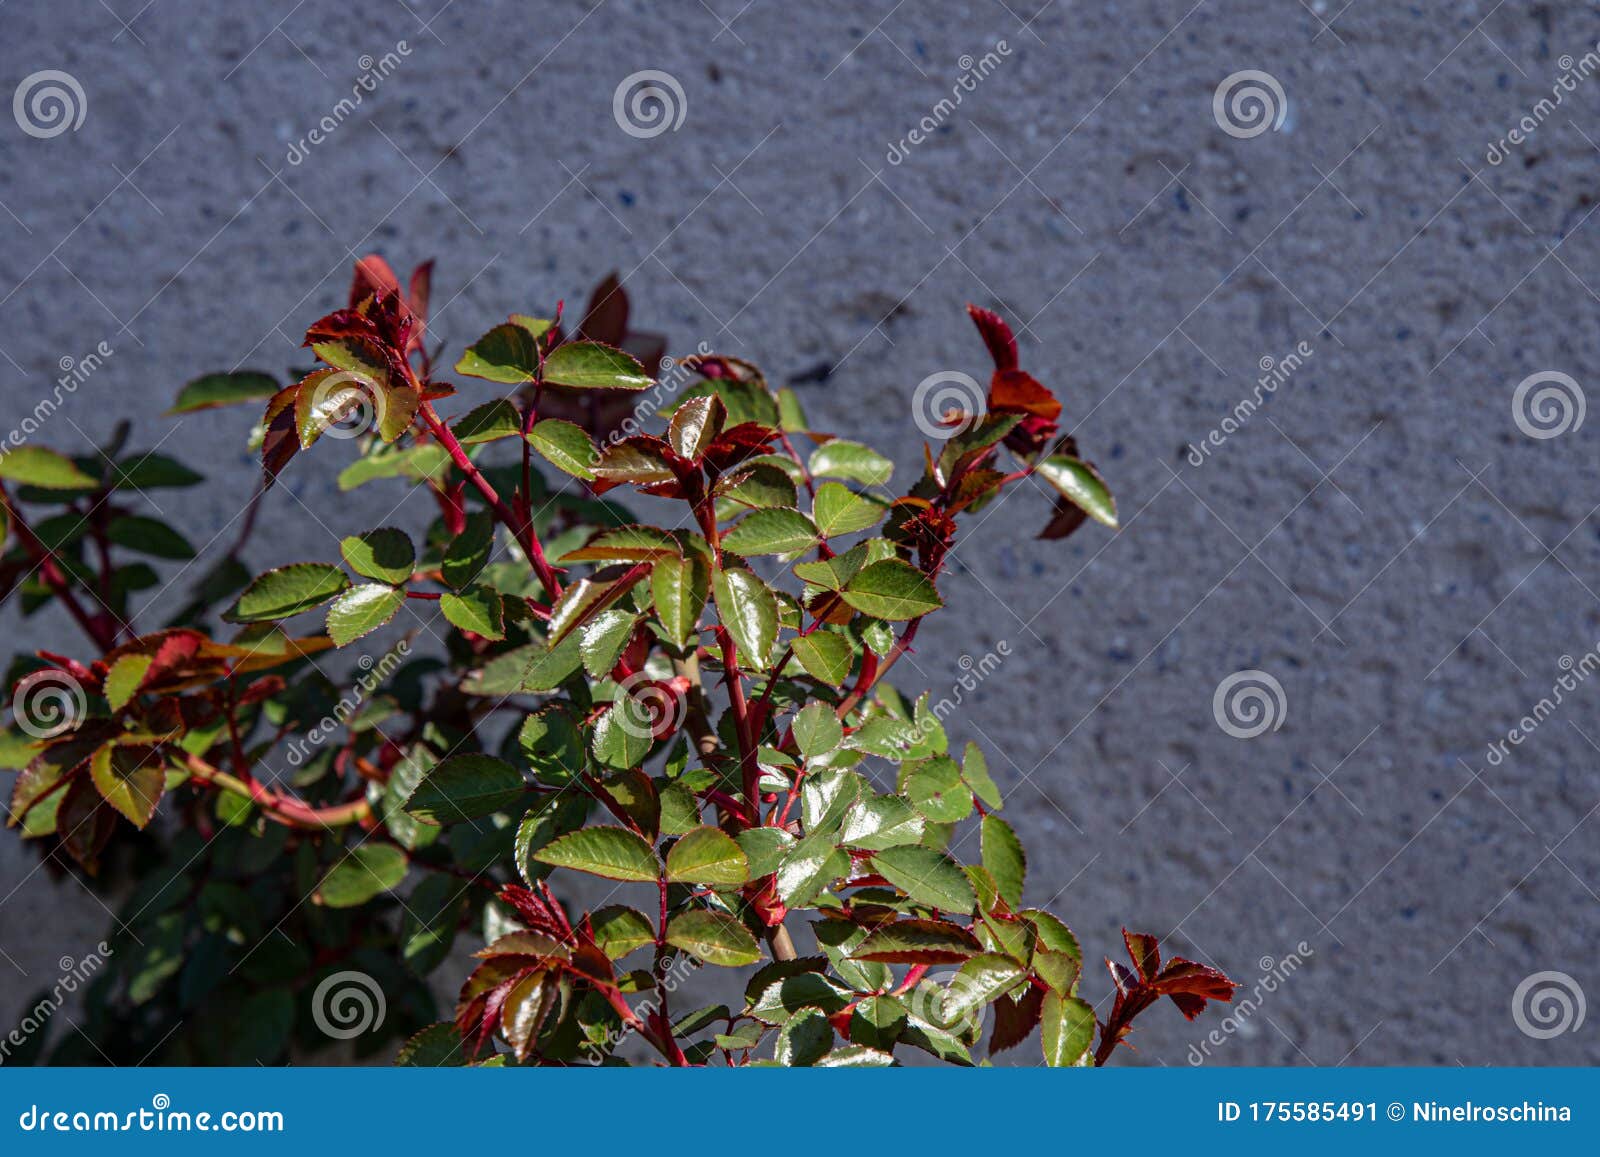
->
[2,0,1599,1065]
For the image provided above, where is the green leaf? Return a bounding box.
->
[713,567,778,668]
[105,516,194,559]
[454,321,543,384]
[853,918,983,964]
[838,794,925,851]
[338,443,450,491]
[110,453,204,490]
[722,509,819,558]
[776,1007,834,1066]
[168,370,279,414]
[326,583,405,646]
[226,563,350,623]
[579,608,637,677]
[1037,455,1118,528]
[748,971,853,1023]
[0,447,97,490]
[840,559,942,621]
[812,482,885,537]
[543,341,652,390]
[514,795,588,884]
[776,831,847,907]
[532,825,659,883]
[717,464,797,511]
[401,874,471,975]
[667,395,726,462]
[944,953,1026,1020]
[341,528,416,585]
[666,909,761,967]
[440,586,506,640]
[526,418,598,480]
[792,702,843,760]
[809,440,893,487]
[591,905,656,959]
[665,826,749,886]
[104,654,153,711]
[903,756,972,824]
[591,702,654,771]
[801,766,861,835]
[981,814,1026,907]
[89,743,163,828]
[1041,992,1096,1066]
[442,512,494,590]
[560,524,680,564]
[961,741,1003,811]
[405,753,526,825]
[517,708,585,786]
[453,398,523,444]
[319,845,408,908]
[871,846,975,914]
[790,632,853,687]
[736,826,795,877]
[651,555,710,649]
[592,441,676,487]
[463,633,584,696]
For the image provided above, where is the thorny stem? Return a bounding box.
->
[182,753,371,830]
[836,617,923,719]
[0,483,118,651]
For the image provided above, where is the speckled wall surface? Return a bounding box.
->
[1,0,1597,1065]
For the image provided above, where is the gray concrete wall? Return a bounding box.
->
[2,0,1598,1065]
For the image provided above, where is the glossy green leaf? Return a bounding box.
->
[89,743,163,829]
[326,583,405,646]
[526,418,598,480]
[440,586,506,640]
[666,909,761,967]
[543,341,652,390]
[517,708,585,786]
[665,826,749,886]
[651,554,710,649]
[944,953,1026,1020]
[790,631,853,687]
[981,814,1026,908]
[713,567,778,668]
[812,482,885,537]
[106,516,195,559]
[838,794,925,851]
[853,918,983,964]
[341,528,415,585]
[454,321,543,384]
[809,440,893,487]
[961,741,1003,811]
[722,509,819,558]
[591,905,656,959]
[591,702,654,771]
[840,559,942,621]
[776,1007,833,1066]
[1037,455,1118,528]
[226,563,350,623]
[453,398,522,444]
[871,845,975,914]
[532,825,659,883]
[560,524,679,564]
[579,608,638,678]
[792,702,843,760]
[1041,992,1096,1067]
[903,756,972,824]
[405,753,526,825]
[776,831,846,907]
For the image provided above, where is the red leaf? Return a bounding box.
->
[966,304,1018,371]
[1123,928,1161,982]
[989,369,1061,421]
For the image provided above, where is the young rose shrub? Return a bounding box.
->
[1,255,1236,1066]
